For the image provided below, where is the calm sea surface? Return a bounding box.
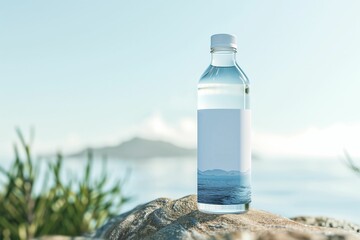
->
[198,172,251,205]
[1,156,360,224]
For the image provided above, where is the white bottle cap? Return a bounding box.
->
[210,34,237,50]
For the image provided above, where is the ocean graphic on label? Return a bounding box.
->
[197,109,251,205]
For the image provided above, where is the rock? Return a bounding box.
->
[291,216,360,233]
[94,195,360,240]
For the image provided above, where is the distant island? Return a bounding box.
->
[198,169,241,176]
[69,137,196,159]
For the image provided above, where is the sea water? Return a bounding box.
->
[198,169,251,205]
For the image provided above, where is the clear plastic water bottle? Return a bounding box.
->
[197,34,251,214]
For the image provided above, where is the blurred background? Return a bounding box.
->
[1,0,360,236]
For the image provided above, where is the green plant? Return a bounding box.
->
[344,149,360,177]
[0,129,129,240]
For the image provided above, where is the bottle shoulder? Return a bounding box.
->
[199,64,249,84]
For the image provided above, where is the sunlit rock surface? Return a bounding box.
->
[94,195,360,240]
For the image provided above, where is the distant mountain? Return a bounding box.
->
[198,169,241,176]
[69,137,196,159]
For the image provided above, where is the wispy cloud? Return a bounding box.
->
[6,113,360,160]
[134,114,360,159]
[254,124,360,158]
[135,115,360,159]
[135,112,196,148]
[27,113,197,157]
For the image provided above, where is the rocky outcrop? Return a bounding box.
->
[291,216,360,233]
[94,195,360,240]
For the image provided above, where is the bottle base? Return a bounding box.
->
[197,202,250,214]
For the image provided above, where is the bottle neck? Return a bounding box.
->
[210,48,237,67]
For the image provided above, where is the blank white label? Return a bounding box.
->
[197,109,251,172]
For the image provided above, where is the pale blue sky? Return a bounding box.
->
[1,0,360,157]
